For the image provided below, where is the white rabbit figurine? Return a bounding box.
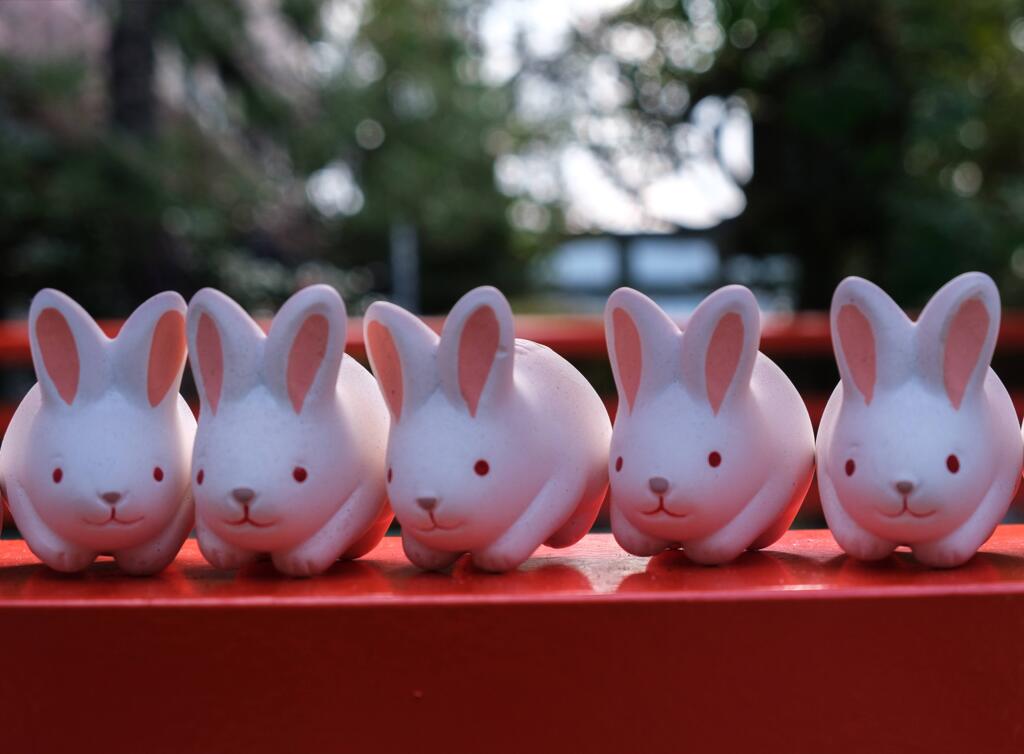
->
[604,286,815,564]
[0,289,195,574]
[818,272,1023,567]
[186,285,392,576]
[363,286,611,572]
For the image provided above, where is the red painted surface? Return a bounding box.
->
[1,530,1024,752]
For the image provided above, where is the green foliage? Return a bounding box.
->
[0,0,541,316]
[553,0,1024,306]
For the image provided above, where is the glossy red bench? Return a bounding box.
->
[1,528,1023,752]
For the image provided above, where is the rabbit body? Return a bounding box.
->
[818,272,1023,567]
[0,290,194,574]
[187,285,391,576]
[605,286,814,564]
[365,286,611,572]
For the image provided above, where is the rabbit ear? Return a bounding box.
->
[438,287,514,417]
[112,292,187,408]
[186,289,264,416]
[29,289,109,407]
[680,285,760,414]
[364,301,439,421]
[263,285,346,414]
[915,272,1000,410]
[604,288,680,414]
[830,277,912,406]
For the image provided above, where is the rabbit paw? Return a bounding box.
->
[682,539,744,566]
[115,547,177,576]
[272,550,336,578]
[913,539,976,569]
[471,543,530,573]
[47,547,96,573]
[198,539,254,571]
[402,533,460,571]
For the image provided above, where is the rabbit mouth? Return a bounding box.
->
[641,497,688,518]
[414,511,462,532]
[84,509,144,526]
[879,497,936,519]
[225,506,276,528]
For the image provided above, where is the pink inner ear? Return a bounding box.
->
[36,307,79,405]
[837,304,876,404]
[705,312,744,414]
[196,313,224,414]
[367,320,403,419]
[944,297,989,410]
[286,314,329,414]
[458,306,499,417]
[612,307,642,411]
[147,311,186,407]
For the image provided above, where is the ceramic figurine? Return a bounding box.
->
[186,285,391,576]
[604,286,815,563]
[363,286,611,572]
[0,290,194,574]
[817,272,1023,567]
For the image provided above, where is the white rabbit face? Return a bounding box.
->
[365,287,544,553]
[193,390,352,549]
[828,384,992,543]
[25,394,189,550]
[604,286,767,541]
[187,286,356,553]
[826,273,1005,546]
[385,392,538,551]
[23,290,191,552]
[610,389,769,540]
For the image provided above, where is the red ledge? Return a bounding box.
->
[3,529,1024,752]
[4,527,1024,606]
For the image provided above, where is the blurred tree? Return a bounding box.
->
[503,0,1024,307]
[0,0,547,316]
[2,0,1024,315]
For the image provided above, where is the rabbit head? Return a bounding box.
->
[605,286,771,540]
[826,273,1005,543]
[187,285,359,550]
[365,287,541,551]
[22,289,191,551]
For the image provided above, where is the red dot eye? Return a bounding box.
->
[293,466,308,483]
[52,467,63,484]
[474,459,490,476]
[708,451,721,468]
[153,466,164,482]
[615,456,623,472]
[196,469,204,485]
[947,454,960,474]
[387,467,393,483]
[845,459,856,477]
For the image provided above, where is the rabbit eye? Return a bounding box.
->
[153,466,164,482]
[615,456,623,472]
[474,459,490,476]
[196,469,204,485]
[293,466,308,483]
[387,467,393,483]
[52,467,63,484]
[845,459,856,477]
[708,451,721,468]
[947,454,960,474]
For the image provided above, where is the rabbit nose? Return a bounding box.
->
[894,480,915,495]
[232,487,255,504]
[100,491,122,505]
[648,477,669,494]
[416,496,438,511]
